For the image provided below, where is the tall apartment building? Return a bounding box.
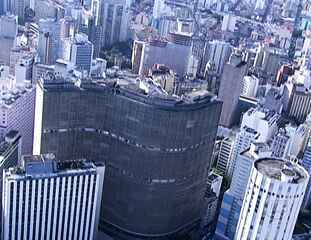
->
[227,107,279,178]
[241,75,259,98]
[2,155,105,240]
[100,0,131,47]
[235,158,309,240]
[206,40,232,76]
[227,127,259,178]
[216,143,271,240]
[216,136,235,176]
[33,74,222,238]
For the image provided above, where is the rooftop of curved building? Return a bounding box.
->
[254,158,309,184]
[39,72,220,111]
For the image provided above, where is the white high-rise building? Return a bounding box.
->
[235,158,309,240]
[2,155,105,240]
[216,136,235,176]
[216,142,271,239]
[227,107,279,178]
[241,107,280,142]
[241,75,259,98]
[227,126,259,178]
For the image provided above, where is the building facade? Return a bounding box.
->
[2,155,105,240]
[33,76,222,238]
[235,158,309,240]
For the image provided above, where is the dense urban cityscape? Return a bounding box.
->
[0,0,311,239]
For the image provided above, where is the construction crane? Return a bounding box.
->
[288,0,303,61]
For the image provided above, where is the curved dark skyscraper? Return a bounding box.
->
[33,76,222,238]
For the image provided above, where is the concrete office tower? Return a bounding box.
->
[241,75,259,98]
[33,75,222,238]
[254,45,287,77]
[218,50,248,127]
[37,18,61,65]
[207,40,232,76]
[235,158,309,240]
[216,143,271,240]
[132,33,193,77]
[101,0,131,47]
[0,84,35,154]
[70,33,94,74]
[2,155,105,240]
